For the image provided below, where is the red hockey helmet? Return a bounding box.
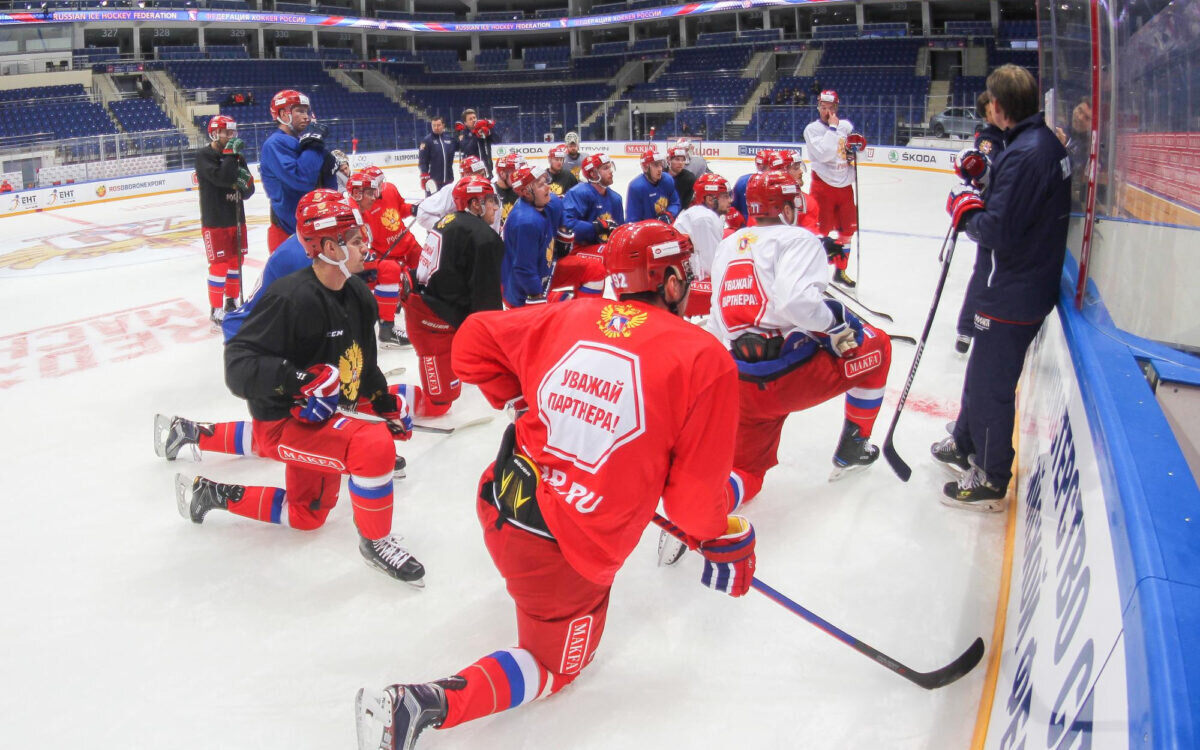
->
[745,170,803,220]
[692,172,730,206]
[269,89,310,124]
[360,165,386,194]
[495,152,525,182]
[639,147,667,171]
[452,175,496,212]
[768,150,797,170]
[549,143,569,161]
[754,149,776,171]
[603,220,694,296]
[295,188,344,222]
[459,155,487,177]
[346,170,377,197]
[510,164,548,197]
[818,89,839,105]
[667,145,689,162]
[581,152,613,182]
[295,198,365,258]
[675,137,694,155]
[206,114,237,141]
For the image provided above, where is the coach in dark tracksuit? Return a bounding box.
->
[418,116,457,195]
[937,64,1070,509]
[955,93,1008,353]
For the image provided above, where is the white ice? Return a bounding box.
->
[0,157,1004,749]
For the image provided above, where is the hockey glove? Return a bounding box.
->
[290,363,341,423]
[821,235,848,264]
[845,132,868,154]
[954,148,990,190]
[553,226,574,259]
[420,173,437,195]
[331,149,349,172]
[472,119,494,138]
[236,166,253,193]
[699,516,756,597]
[946,184,984,232]
[223,137,245,157]
[298,121,329,151]
[504,395,529,422]
[656,211,674,224]
[592,217,617,242]
[725,206,745,232]
[821,300,863,357]
[372,392,412,441]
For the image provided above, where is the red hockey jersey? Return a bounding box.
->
[452,297,737,585]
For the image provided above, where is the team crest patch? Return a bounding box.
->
[979,140,993,155]
[736,232,757,255]
[597,303,648,338]
[339,342,363,401]
[654,195,669,215]
[382,208,401,232]
[843,350,882,378]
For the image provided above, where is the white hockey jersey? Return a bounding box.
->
[803,118,856,188]
[416,182,501,235]
[706,223,835,346]
[673,204,726,280]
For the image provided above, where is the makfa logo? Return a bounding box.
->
[277,444,347,472]
[888,151,900,163]
[844,349,883,378]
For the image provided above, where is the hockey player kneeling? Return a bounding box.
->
[354,221,755,750]
[709,170,894,502]
[178,197,425,586]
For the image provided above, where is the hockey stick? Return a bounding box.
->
[652,514,984,690]
[383,366,407,378]
[337,407,494,435]
[822,291,915,345]
[851,153,862,288]
[826,283,893,323]
[882,223,959,482]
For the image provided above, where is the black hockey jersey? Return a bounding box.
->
[195,144,253,228]
[417,210,505,329]
[225,267,388,422]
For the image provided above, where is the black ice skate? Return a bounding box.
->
[378,322,411,349]
[209,307,225,330]
[174,473,243,523]
[829,420,879,481]
[394,455,406,479]
[224,298,237,313]
[355,681,447,750]
[941,465,1007,513]
[154,414,212,461]
[833,267,857,288]
[954,334,971,355]
[930,436,971,476]
[360,534,426,587]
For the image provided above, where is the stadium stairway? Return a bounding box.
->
[578,59,644,132]
[925,79,950,125]
[146,70,203,143]
[328,68,366,93]
[360,68,429,122]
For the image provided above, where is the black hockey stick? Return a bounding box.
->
[653,514,985,689]
[826,283,893,323]
[823,291,915,345]
[337,407,493,435]
[882,223,959,482]
[851,152,862,288]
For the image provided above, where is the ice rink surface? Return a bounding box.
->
[0,156,1006,749]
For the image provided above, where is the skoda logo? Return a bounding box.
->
[888,151,899,163]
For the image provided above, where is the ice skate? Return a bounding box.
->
[930,436,971,477]
[153,414,209,461]
[394,455,406,479]
[657,529,687,567]
[833,267,856,288]
[355,681,447,750]
[360,534,426,587]
[378,322,411,349]
[829,420,879,481]
[954,333,971,355]
[224,298,237,314]
[209,307,225,331]
[940,464,1006,513]
[174,473,243,523]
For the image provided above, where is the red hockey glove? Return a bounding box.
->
[290,364,341,423]
[420,173,436,195]
[591,217,617,242]
[821,235,848,264]
[373,392,412,441]
[845,132,868,154]
[724,206,745,232]
[553,226,574,259]
[954,148,990,190]
[946,184,984,232]
[699,516,756,597]
[454,121,465,132]
[656,210,674,224]
[472,119,493,138]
